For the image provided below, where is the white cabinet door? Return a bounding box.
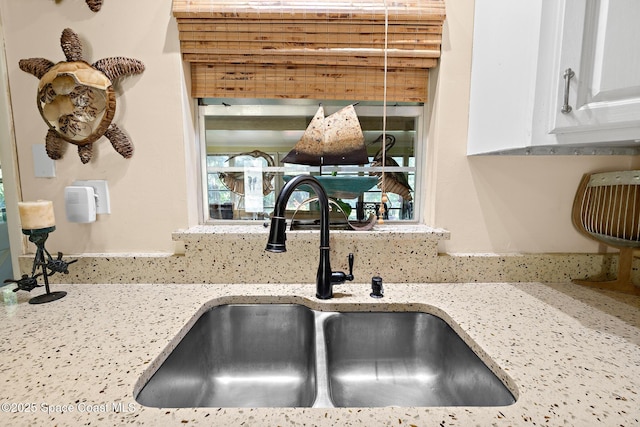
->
[548,0,640,137]
[468,0,640,154]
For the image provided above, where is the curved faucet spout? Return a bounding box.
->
[265,175,334,299]
[266,175,330,252]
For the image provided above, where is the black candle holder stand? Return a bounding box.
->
[22,226,67,304]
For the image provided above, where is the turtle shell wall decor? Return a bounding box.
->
[19,28,144,164]
[86,0,103,12]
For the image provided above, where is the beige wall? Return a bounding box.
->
[1,0,194,254]
[0,0,637,257]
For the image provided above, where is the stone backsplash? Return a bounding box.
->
[18,225,630,285]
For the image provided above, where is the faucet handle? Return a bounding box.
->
[331,253,355,284]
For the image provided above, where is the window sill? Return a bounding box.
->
[173,223,450,241]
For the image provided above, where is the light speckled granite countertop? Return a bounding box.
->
[0,282,638,426]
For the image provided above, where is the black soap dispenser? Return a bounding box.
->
[370,276,384,298]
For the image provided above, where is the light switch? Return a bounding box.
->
[32,144,55,178]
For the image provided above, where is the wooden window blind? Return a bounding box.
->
[172,0,445,102]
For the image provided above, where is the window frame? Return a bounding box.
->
[197,99,426,225]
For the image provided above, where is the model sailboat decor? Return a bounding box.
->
[283,104,378,199]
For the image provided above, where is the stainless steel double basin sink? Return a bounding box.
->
[135,304,516,408]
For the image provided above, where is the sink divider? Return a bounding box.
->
[312,311,335,408]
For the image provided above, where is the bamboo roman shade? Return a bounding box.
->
[172,0,445,102]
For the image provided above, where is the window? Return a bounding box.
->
[199,99,423,224]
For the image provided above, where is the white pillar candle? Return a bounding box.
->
[18,200,56,230]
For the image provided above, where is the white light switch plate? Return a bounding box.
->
[32,144,55,178]
[73,180,110,214]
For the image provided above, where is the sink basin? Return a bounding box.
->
[323,312,516,407]
[135,304,317,407]
[136,304,516,408]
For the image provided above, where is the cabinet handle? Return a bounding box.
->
[561,68,575,114]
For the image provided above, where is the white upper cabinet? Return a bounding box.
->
[468,0,640,155]
[546,0,640,137]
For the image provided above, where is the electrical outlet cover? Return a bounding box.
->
[72,180,110,214]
